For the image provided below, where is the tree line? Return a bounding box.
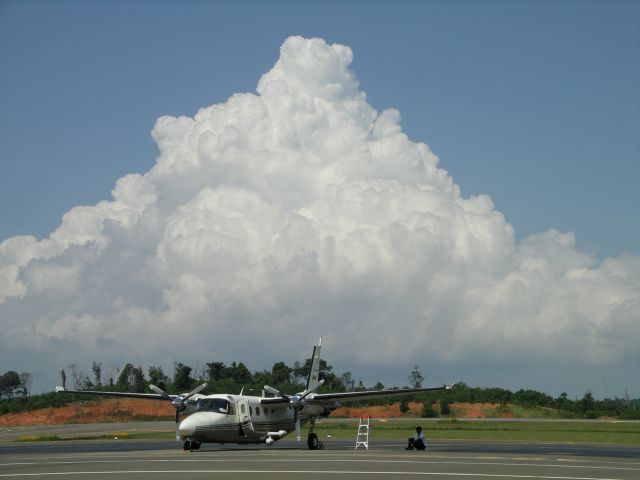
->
[64,358,346,395]
[1,362,639,419]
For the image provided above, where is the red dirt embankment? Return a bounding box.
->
[0,400,508,427]
[329,402,509,419]
[0,399,175,427]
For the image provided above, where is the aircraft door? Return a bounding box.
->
[236,398,253,437]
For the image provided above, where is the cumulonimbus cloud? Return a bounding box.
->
[1,36,638,384]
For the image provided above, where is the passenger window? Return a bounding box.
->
[241,404,245,414]
[256,407,260,416]
[249,406,253,416]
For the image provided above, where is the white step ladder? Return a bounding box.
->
[354,416,370,450]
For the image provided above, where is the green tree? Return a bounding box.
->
[130,367,146,393]
[148,366,169,390]
[206,362,226,381]
[117,364,135,389]
[116,364,146,392]
[341,371,355,391]
[555,392,573,412]
[91,362,102,387]
[222,362,252,385]
[173,363,194,392]
[422,401,438,418]
[0,371,21,395]
[513,389,553,408]
[408,365,424,389]
[399,397,410,414]
[271,362,292,385]
[580,390,595,417]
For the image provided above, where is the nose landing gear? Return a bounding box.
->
[183,439,201,451]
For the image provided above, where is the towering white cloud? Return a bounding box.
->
[1,37,638,390]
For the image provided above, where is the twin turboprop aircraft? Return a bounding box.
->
[56,339,454,450]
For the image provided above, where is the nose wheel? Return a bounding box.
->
[183,439,201,451]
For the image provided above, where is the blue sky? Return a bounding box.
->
[1,0,638,258]
[0,1,639,398]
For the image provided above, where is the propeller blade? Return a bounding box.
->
[181,382,208,401]
[294,409,301,441]
[264,385,288,398]
[175,408,180,424]
[149,384,173,400]
[300,379,324,399]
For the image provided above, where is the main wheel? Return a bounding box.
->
[191,441,201,450]
[183,440,192,451]
[307,432,319,450]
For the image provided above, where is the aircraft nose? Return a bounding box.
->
[178,415,198,437]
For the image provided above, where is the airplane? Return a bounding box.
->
[56,339,455,451]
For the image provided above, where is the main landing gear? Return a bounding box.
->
[183,439,201,451]
[307,432,319,449]
[307,418,323,450]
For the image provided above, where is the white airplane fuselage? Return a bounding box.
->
[178,393,309,444]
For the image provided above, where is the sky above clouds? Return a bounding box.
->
[0,1,638,398]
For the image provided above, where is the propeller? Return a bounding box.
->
[150,383,207,438]
[264,380,324,441]
[263,385,286,397]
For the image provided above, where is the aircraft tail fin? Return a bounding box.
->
[306,337,322,390]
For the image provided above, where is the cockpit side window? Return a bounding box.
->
[197,398,231,414]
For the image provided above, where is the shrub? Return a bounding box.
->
[422,402,438,418]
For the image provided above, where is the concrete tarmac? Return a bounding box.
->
[1,435,639,479]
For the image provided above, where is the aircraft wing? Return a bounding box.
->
[308,384,453,404]
[55,386,168,401]
[261,384,454,405]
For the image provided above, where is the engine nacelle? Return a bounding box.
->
[301,404,331,416]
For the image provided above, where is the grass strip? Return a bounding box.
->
[313,420,640,444]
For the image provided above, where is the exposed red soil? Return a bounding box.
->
[449,402,513,419]
[330,402,424,418]
[0,399,175,427]
[329,402,510,419]
[1,400,511,427]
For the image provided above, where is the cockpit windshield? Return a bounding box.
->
[197,398,232,414]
